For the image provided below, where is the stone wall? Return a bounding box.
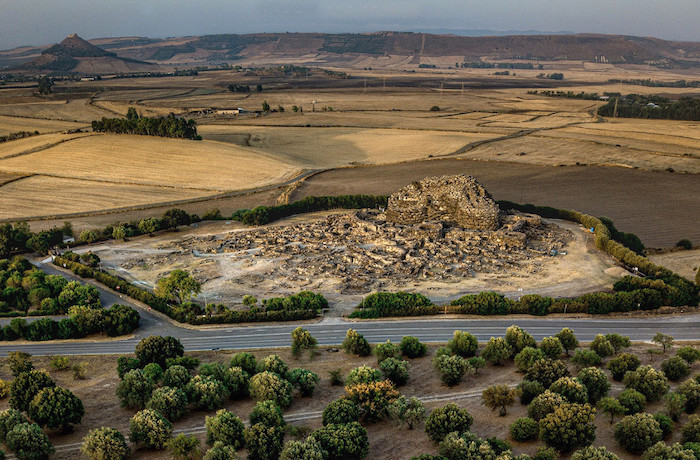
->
[386,175,501,230]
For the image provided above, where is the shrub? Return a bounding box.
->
[7,351,33,376]
[28,386,84,431]
[683,415,700,443]
[9,369,55,412]
[678,378,700,413]
[589,334,615,358]
[342,329,371,357]
[572,445,621,459]
[345,380,399,421]
[329,369,343,386]
[322,399,360,426]
[540,337,563,359]
[226,366,250,399]
[280,437,326,460]
[6,422,54,460]
[607,353,641,381]
[230,352,257,375]
[599,397,626,424]
[678,347,700,364]
[203,441,238,460]
[312,422,369,460]
[116,356,140,379]
[380,358,410,386]
[375,340,401,363]
[0,409,27,443]
[615,413,662,453]
[116,369,154,409]
[134,336,184,368]
[518,380,545,404]
[514,347,545,372]
[143,362,164,383]
[642,441,697,460]
[447,331,478,357]
[147,386,188,421]
[482,384,518,416]
[167,434,200,460]
[81,427,130,460]
[677,239,694,250]
[388,395,426,429]
[400,336,427,358]
[577,367,611,403]
[186,375,229,411]
[533,446,558,460]
[163,365,191,389]
[291,327,317,358]
[550,377,589,404]
[205,409,244,448]
[468,357,486,374]
[666,391,688,421]
[662,356,691,381]
[653,333,675,353]
[256,354,289,376]
[425,403,474,442]
[510,417,539,441]
[286,368,319,397]
[345,366,382,386]
[250,400,285,428]
[655,412,673,438]
[50,356,71,371]
[245,423,284,460]
[129,409,173,450]
[525,358,570,389]
[438,432,497,459]
[572,349,602,367]
[433,354,471,386]
[505,325,537,356]
[249,371,293,408]
[556,328,579,355]
[605,334,631,354]
[618,388,647,414]
[539,403,596,452]
[482,337,512,365]
[527,390,565,421]
[624,365,670,401]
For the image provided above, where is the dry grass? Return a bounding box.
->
[649,249,700,281]
[0,134,300,192]
[0,115,86,136]
[0,99,113,123]
[0,133,94,160]
[0,176,208,220]
[199,125,497,168]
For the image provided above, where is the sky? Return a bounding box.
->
[1,0,699,50]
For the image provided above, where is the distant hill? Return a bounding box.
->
[12,34,159,74]
[3,32,700,73]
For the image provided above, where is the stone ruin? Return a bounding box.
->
[153,175,571,297]
[386,175,501,230]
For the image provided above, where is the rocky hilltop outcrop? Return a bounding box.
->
[386,175,501,230]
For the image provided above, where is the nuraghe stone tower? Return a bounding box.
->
[385,175,501,230]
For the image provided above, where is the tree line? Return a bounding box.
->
[91,107,201,140]
[598,94,700,121]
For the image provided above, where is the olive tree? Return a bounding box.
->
[482,384,518,416]
[9,369,55,412]
[311,422,369,460]
[525,358,570,389]
[540,337,564,359]
[374,340,401,363]
[322,399,360,426]
[345,366,382,386]
[244,423,284,460]
[280,437,326,460]
[539,403,596,452]
[205,409,244,449]
[6,422,54,460]
[614,413,662,453]
[81,427,131,460]
[388,396,426,429]
[116,369,155,409]
[129,409,173,450]
[28,386,85,431]
[577,367,611,403]
[185,375,228,411]
[618,388,647,415]
[286,368,320,396]
[447,331,478,357]
[400,336,427,358]
[134,335,184,368]
[155,270,201,304]
[549,377,589,405]
[345,380,400,421]
[425,403,474,443]
[607,353,641,381]
[642,442,696,460]
[623,365,670,402]
[291,327,317,359]
[433,354,471,386]
[555,328,579,355]
[342,329,371,357]
[505,325,537,357]
[250,401,285,428]
[380,358,410,386]
[481,337,512,365]
[249,371,293,408]
[572,446,621,460]
[147,386,188,421]
[527,390,566,421]
[514,347,545,373]
[598,397,626,424]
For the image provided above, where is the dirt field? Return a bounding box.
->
[649,249,700,281]
[291,159,700,248]
[0,67,698,249]
[83,213,627,311]
[0,341,692,459]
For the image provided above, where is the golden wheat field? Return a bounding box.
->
[0,115,86,136]
[198,125,498,168]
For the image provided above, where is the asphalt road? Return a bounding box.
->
[0,259,695,357]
